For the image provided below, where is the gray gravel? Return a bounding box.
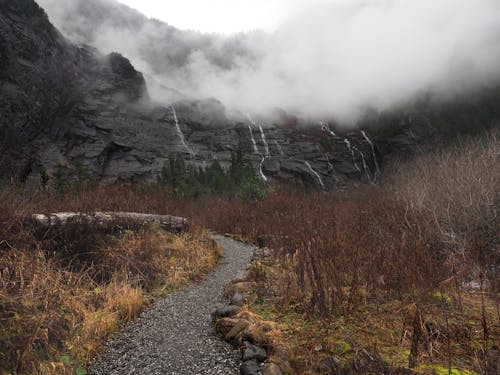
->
[90,235,254,375]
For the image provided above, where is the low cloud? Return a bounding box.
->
[39,0,500,121]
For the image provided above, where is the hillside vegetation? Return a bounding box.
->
[197,129,499,374]
[0,129,498,374]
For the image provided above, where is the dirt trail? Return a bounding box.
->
[90,235,254,375]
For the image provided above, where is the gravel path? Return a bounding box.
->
[90,235,255,375]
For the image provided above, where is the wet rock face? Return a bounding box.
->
[107,52,148,101]
[0,1,381,191]
[0,0,385,190]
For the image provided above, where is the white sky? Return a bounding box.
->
[117,0,331,33]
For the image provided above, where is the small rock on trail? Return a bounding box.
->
[90,235,254,375]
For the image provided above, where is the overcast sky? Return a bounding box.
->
[117,0,330,33]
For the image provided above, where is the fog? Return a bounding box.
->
[39,0,500,120]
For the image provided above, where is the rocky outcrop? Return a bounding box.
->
[3,0,498,191]
[0,0,383,191]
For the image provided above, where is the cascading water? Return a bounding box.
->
[325,154,334,172]
[246,113,268,183]
[320,121,337,137]
[353,146,372,182]
[274,140,285,156]
[258,124,270,156]
[245,113,259,154]
[304,161,325,189]
[171,106,195,157]
[343,138,361,172]
[361,130,380,180]
[259,156,268,182]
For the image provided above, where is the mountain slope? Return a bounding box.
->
[0,0,380,190]
[2,0,498,191]
[37,0,262,101]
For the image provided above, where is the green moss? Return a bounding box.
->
[433,292,453,305]
[332,340,352,355]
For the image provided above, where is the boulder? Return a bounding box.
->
[214,318,240,337]
[242,342,267,362]
[317,357,346,375]
[211,305,241,320]
[241,323,270,346]
[225,319,250,343]
[240,360,261,375]
[231,292,245,306]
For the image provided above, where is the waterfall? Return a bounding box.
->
[343,138,361,172]
[259,156,268,182]
[353,146,372,182]
[320,121,337,137]
[305,161,325,189]
[258,124,270,156]
[361,130,381,179]
[245,113,259,154]
[325,154,334,172]
[171,106,195,157]
[274,140,285,156]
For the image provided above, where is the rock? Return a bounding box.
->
[0,0,385,189]
[261,363,283,375]
[273,358,293,375]
[242,342,267,362]
[225,319,250,343]
[231,292,245,306]
[352,349,388,374]
[317,357,345,375]
[224,282,257,298]
[211,305,241,320]
[214,318,240,336]
[7,0,489,191]
[269,346,293,374]
[242,323,269,346]
[240,359,261,375]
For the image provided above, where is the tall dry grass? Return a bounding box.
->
[192,129,499,314]
[0,192,219,374]
[185,130,499,373]
[0,129,498,373]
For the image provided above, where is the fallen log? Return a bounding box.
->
[32,212,189,233]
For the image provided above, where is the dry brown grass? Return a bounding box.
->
[0,198,219,374]
[189,130,499,373]
[0,129,498,374]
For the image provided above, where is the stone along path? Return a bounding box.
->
[90,235,255,375]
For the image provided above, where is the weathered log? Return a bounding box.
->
[32,212,189,232]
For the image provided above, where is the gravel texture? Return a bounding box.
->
[90,235,254,375]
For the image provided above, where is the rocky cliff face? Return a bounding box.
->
[1,0,498,191]
[0,0,384,190]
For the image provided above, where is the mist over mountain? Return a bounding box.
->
[37,0,265,104]
[38,0,500,121]
[1,0,499,189]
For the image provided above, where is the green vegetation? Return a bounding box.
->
[159,150,266,200]
[53,161,92,195]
